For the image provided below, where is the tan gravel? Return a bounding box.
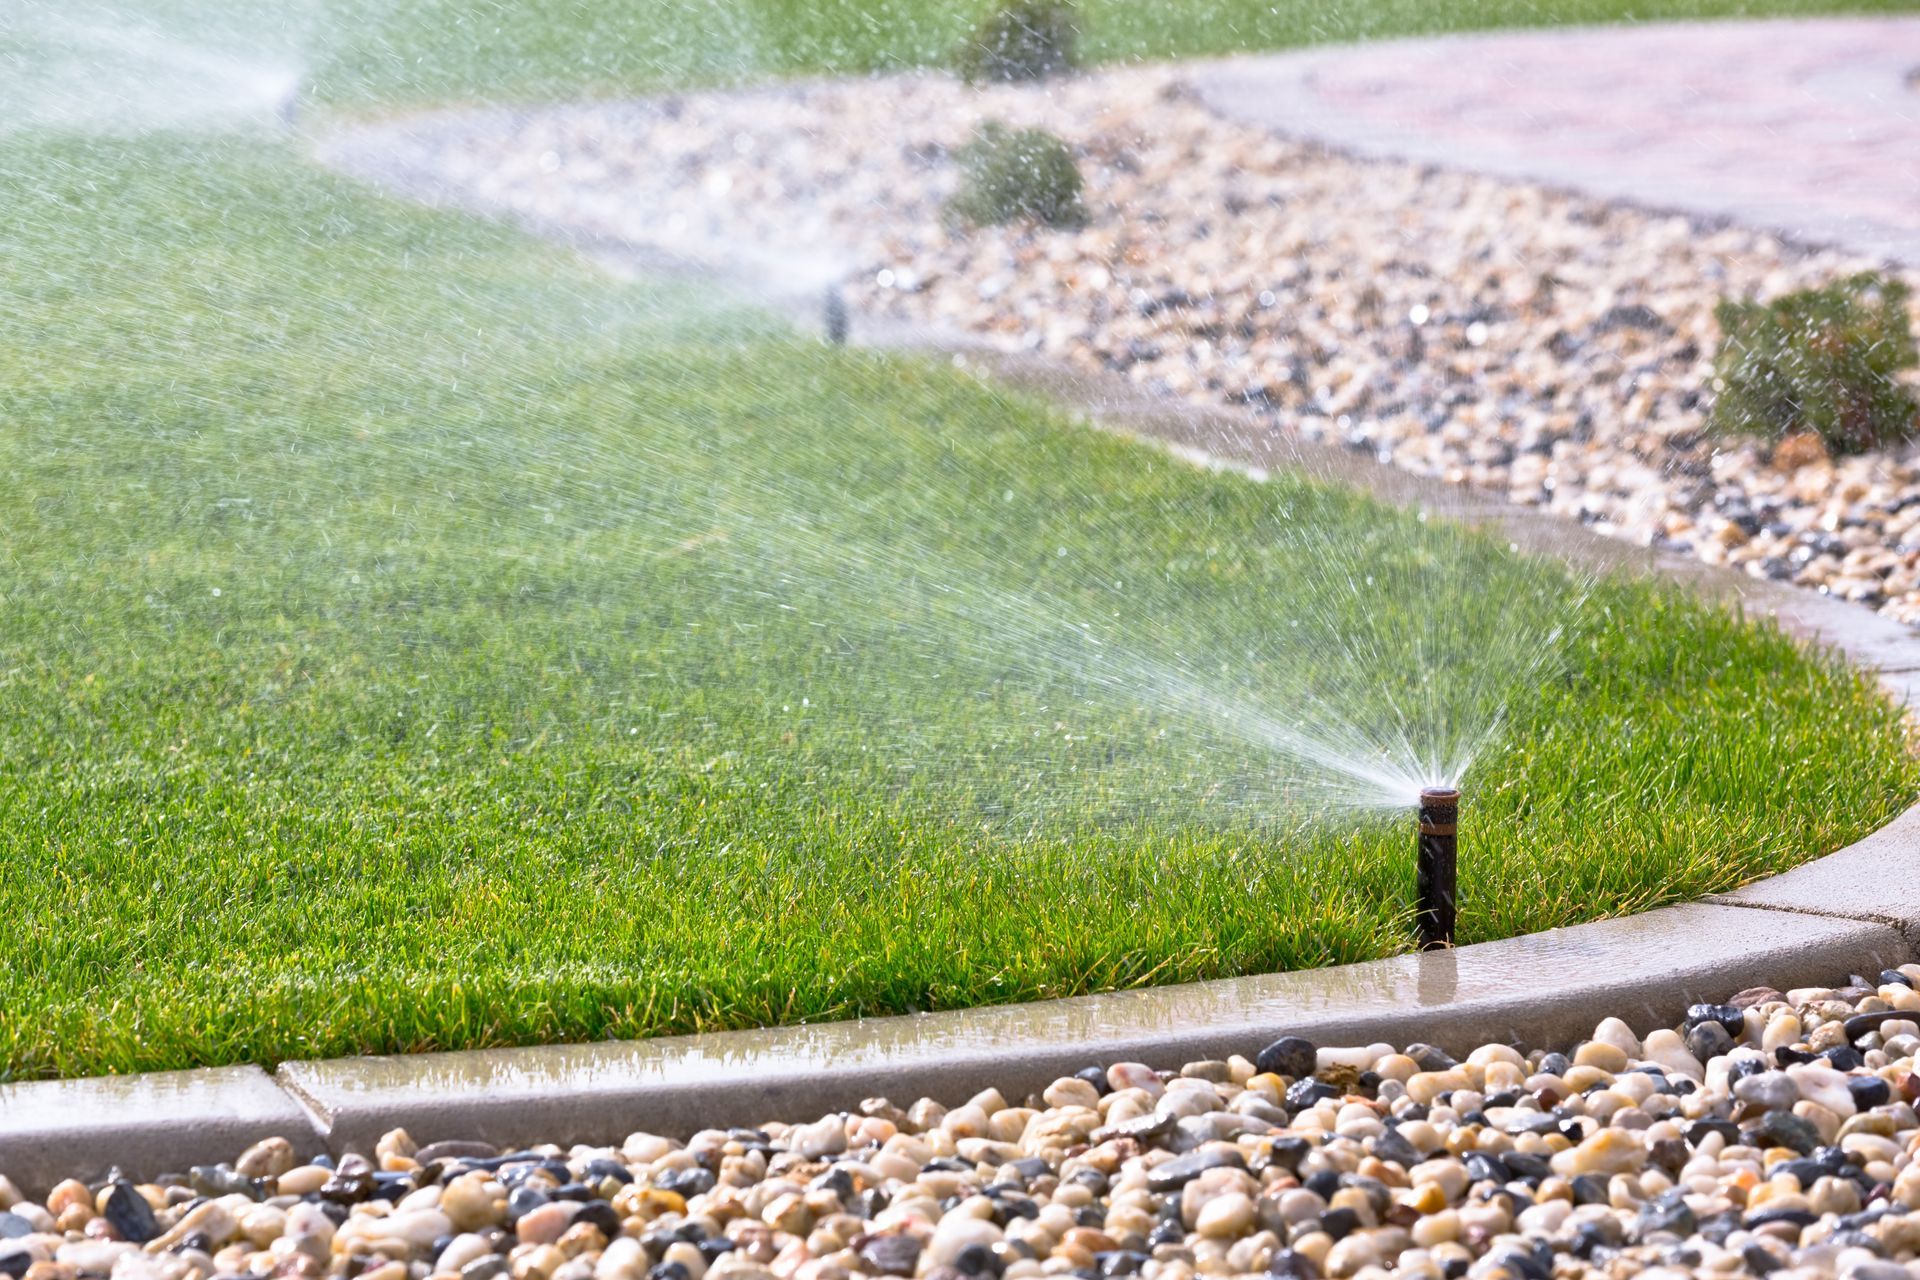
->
[13,970,1920,1280]
[324,67,1920,624]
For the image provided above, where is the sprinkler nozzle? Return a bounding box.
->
[824,287,849,346]
[1416,786,1459,951]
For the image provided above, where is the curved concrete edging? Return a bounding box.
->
[11,54,1920,1197]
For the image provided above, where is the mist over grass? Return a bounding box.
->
[294,0,1920,108]
[0,135,1913,1079]
[10,0,1908,116]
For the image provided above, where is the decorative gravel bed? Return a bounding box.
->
[328,69,1920,624]
[14,972,1920,1280]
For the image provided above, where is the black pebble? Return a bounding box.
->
[1821,1046,1867,1072]
[1260,1137,1310,1174]
[504,1187,550,1224]
[1880,969,1913,988]
[1570,1175,1610,1207]
[952,1242,1003,1278]
[583,1159,633,1185]
[1317,1208,1359,1241]
[1464,1153,1509,1185]
[1684,1022,1734,1062]
[1502,1152,1552,1184]
[1266,1248,1319,1279]
[1369,1128,1421,1169]
[1493,1249,1549,1280]
[1255,1036,1317,1080]
[1068,1170,1108,1195]
[1747,1111,1820,1156]
[1684,1003,1746,1035]
[371,1172,418,1202]
[104,1183,160,1244]
[655,1168,714,1197]
[575,1202,621,1239]
[1634,1190,1696,1240]
[1845,1011,1901,1044]
[1850,1076,1892,1109]
[809,1168,854,1199]
[1074,1067,1110,1095]
[1283,1078,1339,1109]
[1405,1043,1458,1073]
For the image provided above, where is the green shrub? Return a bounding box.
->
[1710,272,1920,455]
[955,0,1078,83]
[947,122,1086,228]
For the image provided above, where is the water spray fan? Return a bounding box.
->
[1415,787,1458,950]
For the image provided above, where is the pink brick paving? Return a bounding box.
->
[1194,17,1920,263]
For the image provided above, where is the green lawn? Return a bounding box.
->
[11,0,1914,113]
[66,0,1916,108]
[0,1,1915,1080]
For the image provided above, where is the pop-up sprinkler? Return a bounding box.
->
[1416,786,1459,950]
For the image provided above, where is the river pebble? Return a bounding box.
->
[20,969,1920,1278]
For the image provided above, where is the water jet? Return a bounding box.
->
[1416,786,1459,950]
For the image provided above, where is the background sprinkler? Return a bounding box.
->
[1416,786,1459,950]
[823,287,849,345]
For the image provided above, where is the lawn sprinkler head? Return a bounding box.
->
[1415,786,1459,951]
[823,286,849,345]
[276,78,303,131]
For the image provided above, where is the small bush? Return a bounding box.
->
[955,0,1078,84]
[1710,272,1920,455]
[947,122,1086,229]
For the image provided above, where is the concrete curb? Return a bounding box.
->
[11,41,1920,1195]
[0,1068,327,1194]
[277,907,1900,1158]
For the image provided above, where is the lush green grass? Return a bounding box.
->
[286,0,1920,108]
[2,0,1915,1079]
[11,0,1911,114]
[0,127,1914,1081]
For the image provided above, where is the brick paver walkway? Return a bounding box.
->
[1194,17,1920,263]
